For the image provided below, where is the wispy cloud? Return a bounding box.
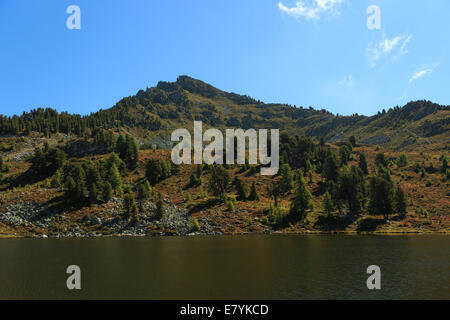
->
[409,62,440,84]
[338,75,355,89]
[367,32,413,68]
[278,0,346,20]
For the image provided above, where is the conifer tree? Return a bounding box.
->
[395,186,407,218]
[137,180,152,210]
[322,191,334,217]
[442,155,449,173]
[145,158,163,185]
[368,169,395,220]
[208,165,230,198]
[155,192,165,220]
[290,173,313,221]
[249,182,260,201]
[323,151,339,182]
[108,163,122,191]
[88,183,98,204]
[279,163,294,194]
[233,176,248,200]
[338,166,366,216]
[359,153,369,175]
[102,182,113,202]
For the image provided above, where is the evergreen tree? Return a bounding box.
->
[102,182,113,202]
[145,158,163,185]
[107,152,125,174]
[116,135,127,160]
[155,192,165,220]
[368,169,395,220]
[322,191,334,217]
[208,165,230,198]
[395,186,407,218]
[137,180,152,210]
[65,176,76,202]
[397,154,409,167]
[189,173,202,187]
[359,153,369,175]
[290,173,313,221]
[124,193,134,213]
[108,163,122,191]
[130,201,139,224]
[375,153,387,168]
[442,155,449,173]
[339,146,351,166]
[248,182,260,201]
[279,163,294,194]
[0,157,3,172]
[337,166,366,216]
[51,169,62,188]
[233,176,248,200]
[323,151,339,182]
[127,136,139,167]
[88,183,98,204]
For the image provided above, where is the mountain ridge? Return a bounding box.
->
[0,75,448,151]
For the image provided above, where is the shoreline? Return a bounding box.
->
[1,229,448,240]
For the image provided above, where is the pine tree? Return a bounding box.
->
[375,153,387,168]
[323,152,339,182]
[249,182,260,201]
[88,183,98,204]
[155,192,165,220]
[208,165,230,198]
[339,146,351,166]
[145,158,163,185]
[290,173,313,221]
[108,163,122,191]
[397,154,409,167]
[124,193,134,213]
[233,176,248,200]
[338,166,366,216]
[368,169,395,220]
[65,176,76,201]
[359,153,369,175]
[102,182,113,202]
[322,191,334,217]
[137,180,152,210]
[0,157,3,172]
[395,186,407,218]
[50,169,62,188]
[116,135,127,160]
[442,156,449,173]
[279,163,294,194]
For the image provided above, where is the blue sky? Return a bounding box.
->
[0,0,448,117]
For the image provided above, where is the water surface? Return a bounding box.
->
[0,235,448,299]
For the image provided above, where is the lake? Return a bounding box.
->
[0,235,448,300]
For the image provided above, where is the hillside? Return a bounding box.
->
[0,76,449,239]
[1,76,449,151]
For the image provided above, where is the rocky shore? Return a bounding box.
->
[0,198,223,238]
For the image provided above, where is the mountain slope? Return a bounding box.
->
[1,75,449,150]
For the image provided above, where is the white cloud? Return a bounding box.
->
[367,32,413,68]
[278,0,346,20]
[338,75,355,88]
[409,62,440,84]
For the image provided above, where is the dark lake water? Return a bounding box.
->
[0,235,448,300]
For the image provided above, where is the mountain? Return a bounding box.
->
[1,75,449,150]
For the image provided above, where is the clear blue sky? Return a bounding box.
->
[0,0,448,117]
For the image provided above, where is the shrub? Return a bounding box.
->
[192,218,200,232]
